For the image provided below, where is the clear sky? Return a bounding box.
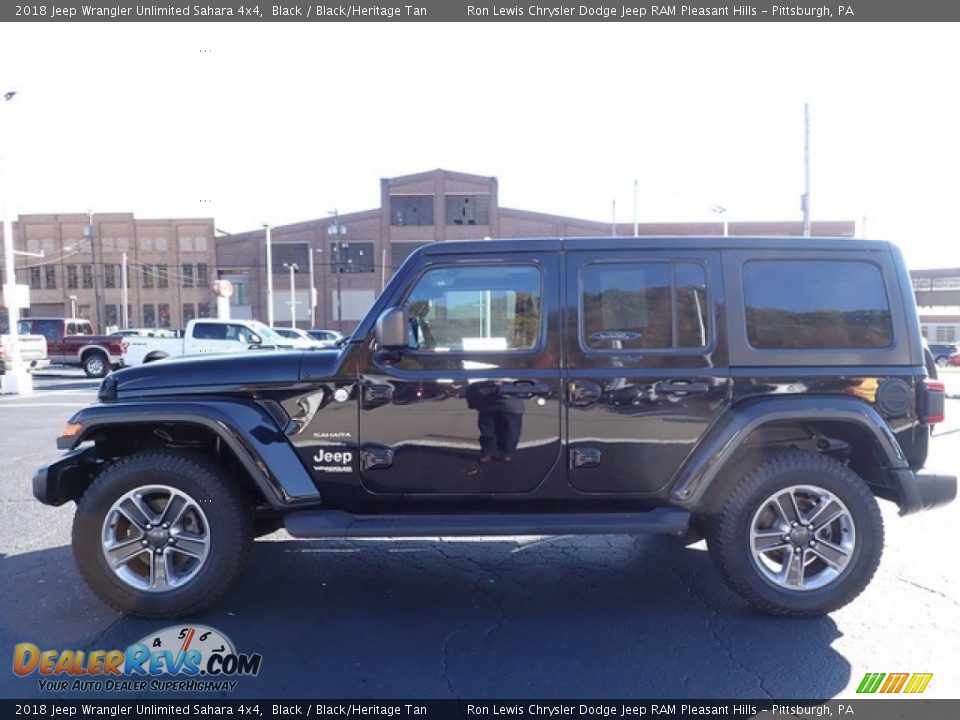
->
[1,22,957,270]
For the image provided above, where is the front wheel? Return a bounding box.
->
[935,356,949,368]
[708,450,884,617]
[72,450,253,617]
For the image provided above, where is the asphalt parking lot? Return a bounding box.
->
[1,369,958,700]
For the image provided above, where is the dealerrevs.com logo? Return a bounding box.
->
[13,625,261,693]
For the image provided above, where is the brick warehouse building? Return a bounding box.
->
[0,212,216,331]
[217,168,857,332]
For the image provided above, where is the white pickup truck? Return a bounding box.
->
[0,332,49,374]
[123,319,304,366]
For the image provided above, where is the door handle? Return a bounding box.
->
[656,379,710,395]
[498,381,551,397]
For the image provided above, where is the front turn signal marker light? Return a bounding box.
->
[61,422,83,438]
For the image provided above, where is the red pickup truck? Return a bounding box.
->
[19,318,127,377]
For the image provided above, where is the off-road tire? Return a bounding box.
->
[73,450,252,618]
[708,450,884,617]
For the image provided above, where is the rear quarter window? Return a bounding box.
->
[743,260,893,350]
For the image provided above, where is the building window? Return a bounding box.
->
[82,265,94,289]
[196,263,208,287]
[445,195,490,225]
[29,267,41,290]
[194,236,208,252]
[105,304,118,328]
[104,264,118,289]
[183,303,196,323]
[912,277,932,291]
[331,242,375,273]
[581,262,709,352]
[390,195,434,226]
[139,236,154,252]
[931,277,960,291]
[179,236,194,253]
[743,260,892,349]
[142,264,154,289]
[935,326,957,342]
[158,304,171,328]
[67,265,79,289]
[198,302,211,318]
[182,264,194,288]
[143,304,156,328]
[157,264,169,289]
[44,265,57,290]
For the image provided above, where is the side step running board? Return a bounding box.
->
[284,508,691,539]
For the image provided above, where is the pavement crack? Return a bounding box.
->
[440,628,462,697]
[82,615,125,652]
[668,565,775,699]
[894,575,960,608]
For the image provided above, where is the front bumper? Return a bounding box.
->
[890,468,957,515]
[33,447,100,506]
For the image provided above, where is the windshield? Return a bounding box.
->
[247,321,286,343]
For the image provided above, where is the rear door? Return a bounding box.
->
[357,249,562,495]
[565,248,730,494]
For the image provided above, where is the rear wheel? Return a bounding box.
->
[82,351,109,378]
[73,450,252,617]
[708,450,883,616]
[935,355,949,368]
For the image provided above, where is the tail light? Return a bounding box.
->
[921,379,945,424]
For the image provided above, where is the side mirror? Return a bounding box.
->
[249,333,262,345]
[376,307,408,350]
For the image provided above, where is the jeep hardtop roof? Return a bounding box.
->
[420,236,892,255]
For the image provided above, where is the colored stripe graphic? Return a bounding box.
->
[904,673,933,694]
[880,673,909,693]
[857,673,885,693]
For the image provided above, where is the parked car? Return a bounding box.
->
[34,236,955,618]
[270,327,328,349]
[0,331,49,374]
[307,328,344,347]
[122,318,297,366]
[19,318,127,377]
[929,342,959,368]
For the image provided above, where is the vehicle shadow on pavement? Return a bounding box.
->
[0,536,849,699]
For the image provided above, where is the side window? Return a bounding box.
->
[743,260,893,350]
[581,261,709,351]
[404,265,542,352]
[193,323,226,340]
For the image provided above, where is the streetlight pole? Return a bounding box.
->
[283,262,298,328]
[307,246,316,328]
[327,210,345,332]
[263,223,274,326]
[802,102,811,238]
[1,89,32,395]
[121,251,129,329]
[711,205,728,236]
[86,211,104,331]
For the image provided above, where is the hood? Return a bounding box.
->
[109,350,326,399]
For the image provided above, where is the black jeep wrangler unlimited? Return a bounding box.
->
[34,237,956,618]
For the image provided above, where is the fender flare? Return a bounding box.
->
[59,399,320,508]
[670,395,908,509]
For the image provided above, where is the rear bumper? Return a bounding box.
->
[890,468,957,516]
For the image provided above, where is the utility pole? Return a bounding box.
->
[283,262,299,328]
[328,210,345,332]
[802,102,811,238]
[307,245,316,328]
[87,211,103,331]
[263,224,274,326]
[611,199,617,236]
[121,251,129,329]
[633,179,639,237]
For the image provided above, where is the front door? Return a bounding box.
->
[358,251,562,495]
[565,249,730,494]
